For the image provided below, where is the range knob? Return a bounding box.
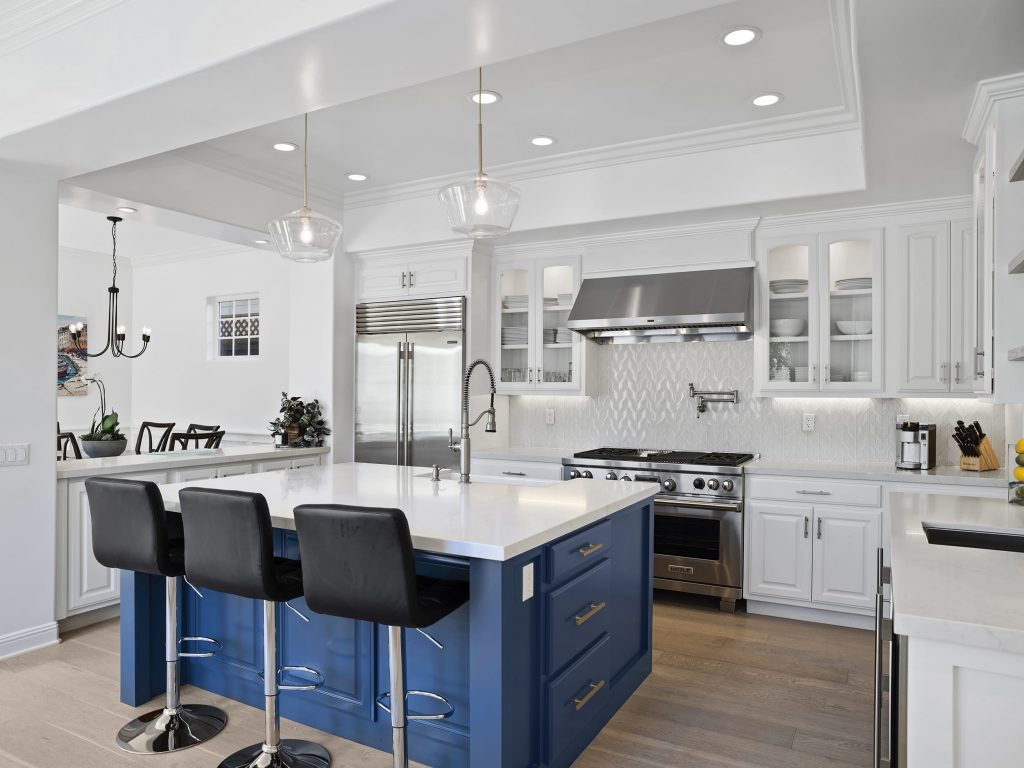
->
[620,475,632,481]
[568,469,582,479]
[581,470,593,479]
[605,471,617,481]
[693,478,705,490]
[722,479,734,493]
[662,478,677,492]
[707,478,721,491]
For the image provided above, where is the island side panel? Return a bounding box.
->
[119,570,167,706]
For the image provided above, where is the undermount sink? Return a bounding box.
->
[414,469,557,487]
[922,521,1024,554]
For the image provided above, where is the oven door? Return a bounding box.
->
[652,496,743,589]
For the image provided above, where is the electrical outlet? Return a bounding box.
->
[897,413,910,424]
[802,413,815,432]
[544,409,555,426]
[0,443,29,466]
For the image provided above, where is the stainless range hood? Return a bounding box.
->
[567,267,753,344]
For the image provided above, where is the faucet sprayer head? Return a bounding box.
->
[485,410,497,433]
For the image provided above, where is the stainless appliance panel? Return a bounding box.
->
[355,333,405,466]
[407,330,463,471]
[652,496,743,591]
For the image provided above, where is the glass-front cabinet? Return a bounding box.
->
[494,255,583,394]
[759,229,883,393]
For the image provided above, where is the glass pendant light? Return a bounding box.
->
[268,113,342,263]
[439,68,521,239]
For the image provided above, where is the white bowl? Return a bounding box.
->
[836,320,872,335]
[770,318,805,337]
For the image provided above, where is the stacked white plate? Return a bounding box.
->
[770,279,809,295]
[852,370,872,382]
[501,326,528,345]
[503,295,528,310]
[793,366,809,382]
[543,327,572,344]
[835,277,872,291]
[771,369,792,383]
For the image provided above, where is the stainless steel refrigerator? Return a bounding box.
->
[355,296,465,469]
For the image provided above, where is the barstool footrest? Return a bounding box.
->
[376,690,455,721]
[179,635,222,659]
[259,664,326,692]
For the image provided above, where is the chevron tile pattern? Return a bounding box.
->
[508,342,1007,466]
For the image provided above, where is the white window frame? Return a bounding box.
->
[207,293,261,360]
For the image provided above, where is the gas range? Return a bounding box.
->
[562,447,757,611]
[563,448,755,500]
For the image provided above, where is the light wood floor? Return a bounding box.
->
[0,595,872,767]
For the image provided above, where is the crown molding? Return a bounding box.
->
[963,72,1024,145]
[0,0,127,58]
[349,238,476,262]
[757,195,972,231]
[131,242,257,269]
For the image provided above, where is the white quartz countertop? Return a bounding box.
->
[890,491,1024,653]
[746,458,1005,488]
[56,445,329,479]
[474,448,569,464]
[158,462,656,561]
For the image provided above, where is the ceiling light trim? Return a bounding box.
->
[720,26,761,46]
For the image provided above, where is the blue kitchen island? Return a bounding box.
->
[120,463,656,768]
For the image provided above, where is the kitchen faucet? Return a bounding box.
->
[448,358,497,483]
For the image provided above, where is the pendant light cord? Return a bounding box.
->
[477,67,484,179]
[303,113,309,209]
[110,218,118,287]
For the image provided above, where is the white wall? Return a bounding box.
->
[131,249,291,440]
[0,166,59,658]
[57,247,133,433]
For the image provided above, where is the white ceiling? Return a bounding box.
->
[177,0,846,195]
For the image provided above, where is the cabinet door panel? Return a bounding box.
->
[358,263,408,301]
[217,462,253,478]
[950,220,978,393]
[759,235,820,392]
[811,506,880,610]
[747,502,812,602]
[896,223,950,392]
[406,256,466,297]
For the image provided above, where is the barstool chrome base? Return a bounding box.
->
[115,703,228,754]
[218,739,331,768]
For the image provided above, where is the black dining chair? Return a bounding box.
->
[57,431,82,460]
[135,421,176,454]
[170,430,225,450]
[186,423,221,434]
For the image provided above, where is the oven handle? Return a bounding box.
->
[654,496,741,514]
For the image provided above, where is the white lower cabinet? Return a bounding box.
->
[746,498,881,614]
[747,502,812,601]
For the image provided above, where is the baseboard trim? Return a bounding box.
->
[747,600,873,630]
[59,603,120,633]
[0,621,60,661]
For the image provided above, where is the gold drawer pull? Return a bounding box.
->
[574,601,606,626]
[573,680,606,711]
[577,542,603,557]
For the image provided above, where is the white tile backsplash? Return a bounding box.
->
[508,341,1005,466]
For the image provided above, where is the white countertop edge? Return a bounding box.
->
[746,460,1005,488]
[56,445,330,479]
[893,612,1024,655]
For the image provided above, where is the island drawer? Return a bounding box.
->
[548,519,613,583]
[471,458,564,481]
[548,559,611,674]
[547,633,611,763]
[748,476,882,507]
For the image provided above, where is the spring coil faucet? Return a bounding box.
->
[449,359,497,483]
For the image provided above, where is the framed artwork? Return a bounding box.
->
[58,315,88,396]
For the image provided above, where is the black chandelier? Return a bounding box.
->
[70,215,151,359]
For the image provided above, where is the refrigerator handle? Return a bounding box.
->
[406,343,415,465]
[396,341,405,466]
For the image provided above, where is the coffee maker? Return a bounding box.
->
[896,422,936,470]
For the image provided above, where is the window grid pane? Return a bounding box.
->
[216,297,260,357]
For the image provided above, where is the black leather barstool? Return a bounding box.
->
[84,477,227,753]
[293,505,469,768]
[179,488,330,768]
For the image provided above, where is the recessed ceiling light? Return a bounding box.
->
[468,90,501,105]
[347,173,368,181]
[273,142,299,152]
[116,206,137,213]
[752,93,782,107]
[254,239,269,245]
[722,26,761,46]
[530,136,556,147]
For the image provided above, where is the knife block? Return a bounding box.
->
[960,436,1001,471]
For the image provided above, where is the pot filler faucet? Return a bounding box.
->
[448,358,497,483]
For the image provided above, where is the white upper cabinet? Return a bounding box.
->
[758,228,882,394]
[893,220,978,394]
[494,255,585,395]
[356,255,467,302]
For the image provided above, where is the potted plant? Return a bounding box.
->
[269,392,331,448]
[79,377,128,458]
